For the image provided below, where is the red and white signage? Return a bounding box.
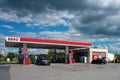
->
[69,50,75,64]
[6,37,20,42]
[24,48,30,65]
[93,54,98,60]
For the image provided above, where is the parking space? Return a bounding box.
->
[0,63,120,80]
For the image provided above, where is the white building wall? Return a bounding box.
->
[107,53,114,61]
[89,48,108,63]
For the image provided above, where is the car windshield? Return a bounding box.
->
[40,57,47,60]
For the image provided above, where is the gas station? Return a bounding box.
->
[5,37,108,65]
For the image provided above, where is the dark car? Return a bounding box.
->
[101,57,107,64]
[35,57,51,65]
[52,58,65,63]
[91,57,107,64]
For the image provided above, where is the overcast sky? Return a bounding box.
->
[0,0,120,53]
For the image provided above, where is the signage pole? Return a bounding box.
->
[65,46,69,64]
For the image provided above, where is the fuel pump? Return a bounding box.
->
[69,50,75,64]
[24,48,30,65]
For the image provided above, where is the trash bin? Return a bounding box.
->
[7,58,10,62]
[83,56,87,63]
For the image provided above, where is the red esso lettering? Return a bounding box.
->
[14,38,16,41]
[8,37,10,40]
[16,38,18,41]
[13,38,15,41]
[11,38,13,40]
[8,37,19,41]
[10,38,12,41]
[10,38,13,41]
[9,38,11,40]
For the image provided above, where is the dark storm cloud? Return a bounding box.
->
[0,0,49,16]
[75,21,120,38]
[79,10,117,24]
[0,0,84,9]
[76,24,120,36]
[0,0,118,17]
[0,0,120,38]
[1,0,118,13]
[0,0,101,15]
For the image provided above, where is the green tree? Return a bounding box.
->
[114,54,120,63]
[29,54,35,62]
[0,54,3,58]
[57,52,65,59]
[47,51,65,62]
[7,52,15,61]
[47,51,55,60]
[38,54,48,58]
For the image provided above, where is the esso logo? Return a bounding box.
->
[25,48,29,53]
[6,37,20,42]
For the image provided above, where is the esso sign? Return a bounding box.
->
[6,37,20,42]
[25,48,29,54]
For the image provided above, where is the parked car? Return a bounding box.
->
[91,57,107,64]
[35,57,51,65]
[52,58,65,63]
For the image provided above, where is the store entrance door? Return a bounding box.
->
[73,51,88,63]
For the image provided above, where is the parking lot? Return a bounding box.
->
[0,63,120,80]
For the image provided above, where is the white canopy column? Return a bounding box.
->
[65,46,69,64]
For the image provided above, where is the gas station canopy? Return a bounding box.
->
[5,37,92,49]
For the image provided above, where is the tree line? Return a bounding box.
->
[0,51,65,63]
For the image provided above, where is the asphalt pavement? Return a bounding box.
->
[0,63,120,80]
[0,65,11,80]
